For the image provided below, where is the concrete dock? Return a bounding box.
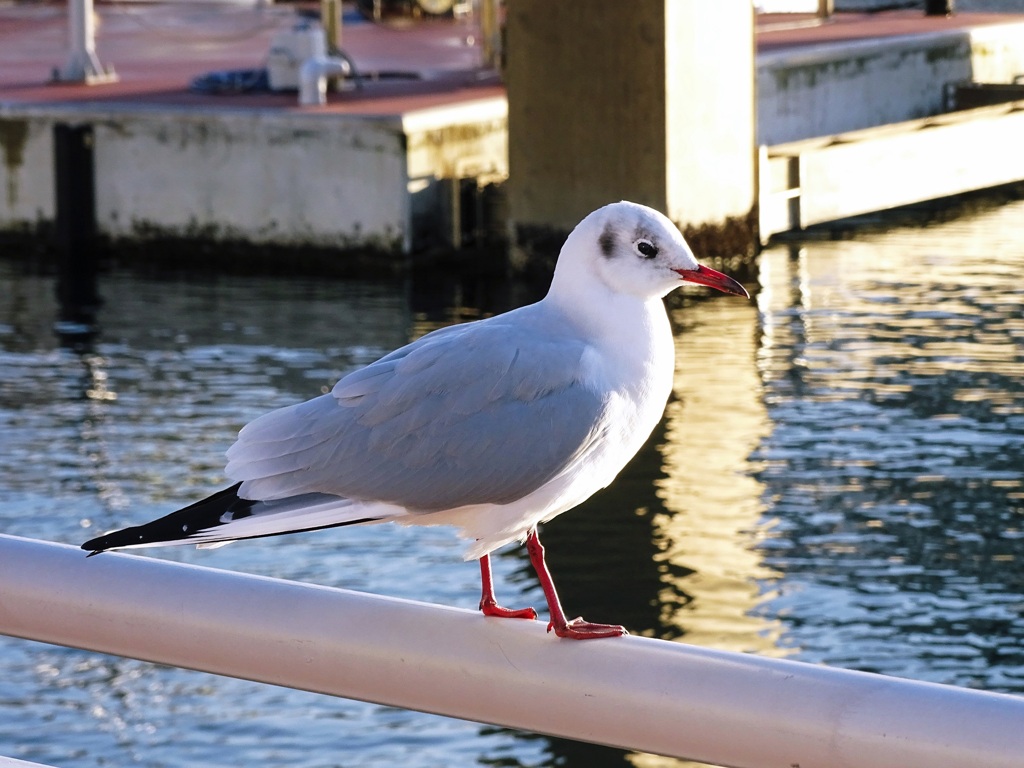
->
[1,2,507,256]
[2,3,1024,257]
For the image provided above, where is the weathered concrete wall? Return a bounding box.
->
[969,21,1024,81]
[506,0,756,256]
[94,110,407,251]
[0,98,508,254]
[758,21,1024,145]
[0,116,53,229]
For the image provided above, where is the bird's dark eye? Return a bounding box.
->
[635,240,658,259]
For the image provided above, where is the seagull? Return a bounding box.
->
[82,201,749,639]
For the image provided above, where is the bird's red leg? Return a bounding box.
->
[478,554,538,620]
[525,528,628,639]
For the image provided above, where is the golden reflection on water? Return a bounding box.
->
[627,297,783,768]
[652,297,786,655]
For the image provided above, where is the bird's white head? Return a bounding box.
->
[551,201,749,301]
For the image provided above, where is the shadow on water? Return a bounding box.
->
[1,188,1024,768]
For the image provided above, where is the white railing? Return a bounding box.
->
[1,534,1023,768]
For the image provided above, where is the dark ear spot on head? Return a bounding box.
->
[598,224,616,258]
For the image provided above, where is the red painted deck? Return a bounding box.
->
[0,2,502,114]
[1,4,1022,115]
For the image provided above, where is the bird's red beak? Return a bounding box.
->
[674,264,749,298]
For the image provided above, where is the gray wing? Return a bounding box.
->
[225,314,608,511]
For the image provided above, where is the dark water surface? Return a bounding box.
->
[1,196,1023,767]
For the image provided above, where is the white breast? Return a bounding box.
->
[432,298,676,560]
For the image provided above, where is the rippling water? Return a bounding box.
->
[1,195,1023,767]
[750,208,1024,689]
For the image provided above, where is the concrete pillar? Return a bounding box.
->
[505,0,757,263]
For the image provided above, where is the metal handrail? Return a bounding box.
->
[1,534,1022,767]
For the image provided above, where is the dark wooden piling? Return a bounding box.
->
[53,122,101,345]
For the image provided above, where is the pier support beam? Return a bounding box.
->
[505,0,757,265]
[53,123,101,346]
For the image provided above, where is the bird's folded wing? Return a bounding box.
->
[225,320,608,511]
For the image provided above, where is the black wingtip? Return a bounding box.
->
[80,483,248,554]
[82,535,107,555]
[81,525,151,554]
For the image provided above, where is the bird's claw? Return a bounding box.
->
[547,617,628,640]
[480,600,539,620]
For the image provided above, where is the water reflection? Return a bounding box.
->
[753,201,1024,690]
[655,297,784,655]
[1,194,1023,767]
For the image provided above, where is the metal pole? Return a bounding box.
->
[322,0,341,52]
[480,0,501,71]
[1,534,1023,768]
[321,0,340,92]
[55,0,116,84]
